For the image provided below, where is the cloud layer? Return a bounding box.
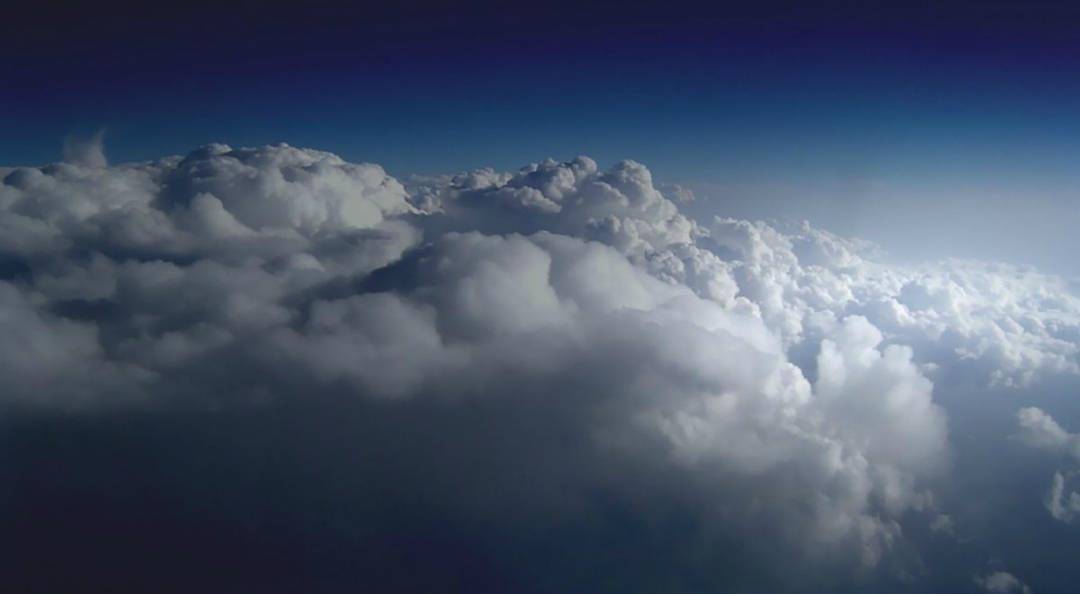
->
[3,144,1078,591]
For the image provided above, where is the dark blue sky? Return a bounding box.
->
[5,0,1080,269]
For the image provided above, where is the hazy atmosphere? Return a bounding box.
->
[3,2,1080,593]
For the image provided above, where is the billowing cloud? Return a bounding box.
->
[3,144,1079,591]
[411,158,1080,389]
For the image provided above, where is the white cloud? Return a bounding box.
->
[1017,407,1080,459]
[413,158,1080,389]
[1046,471,1080,524]
[1016,408,1080,524]
[6,144,1080,587]
[975,570,1033,594]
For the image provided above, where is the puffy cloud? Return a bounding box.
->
[1017,407,1080,459]
[5,145,1080,590]
[409,156,695,260]
[974,571,1033,594]
[1,142,415,265]
[0,280,148,405]
[1017,408,1080,524]
[161,143,413,235]
[414,159,1080,389]
[256,229,944,566]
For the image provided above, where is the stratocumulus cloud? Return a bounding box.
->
[2,144,1079,591]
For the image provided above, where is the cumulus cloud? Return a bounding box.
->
[1017,407,1080,459]
[1016,408,1080,524]
[411,159,1080,389]
[4,144,1080,590]
[975,571,1033,594]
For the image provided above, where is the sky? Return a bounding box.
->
[7,1,1080,273]
[4,2,1080,593]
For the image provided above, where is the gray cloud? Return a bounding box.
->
[62,130,107,169]
[3,144,1080,591]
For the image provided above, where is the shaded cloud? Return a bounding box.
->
[3,144,1080,591]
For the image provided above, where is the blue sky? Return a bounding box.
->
[4,1,1080,273]
[7,3,1080,174]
